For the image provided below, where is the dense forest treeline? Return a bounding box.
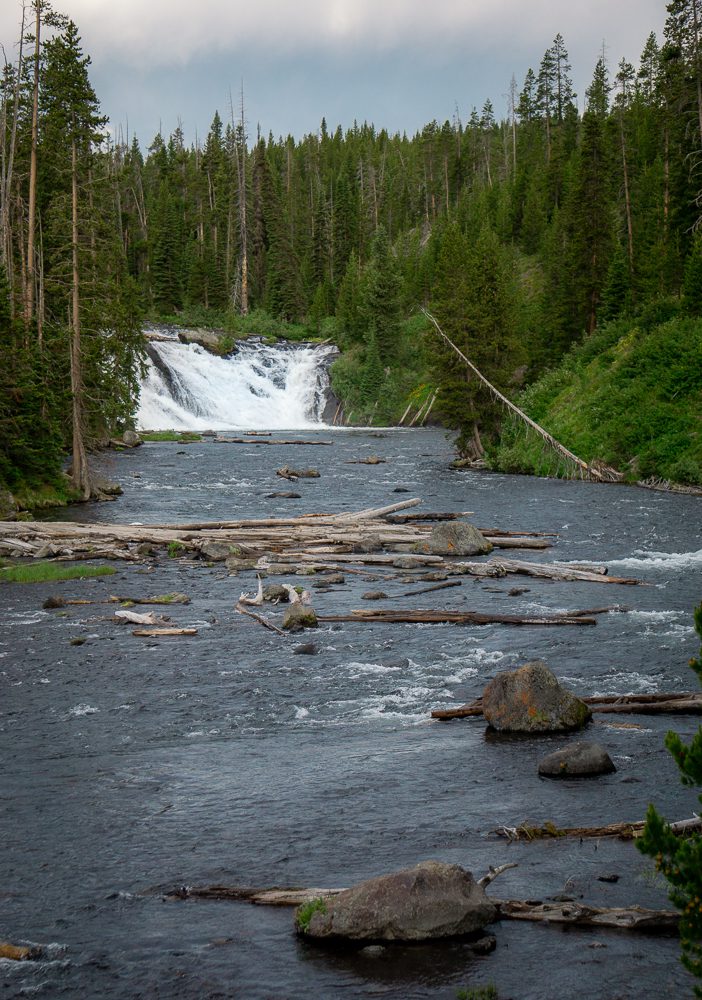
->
[1,0,701,509]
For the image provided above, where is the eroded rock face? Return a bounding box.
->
[538,741,616,778]
[416,522,492,557]
[297,861,497,942]
[482,660,591,733]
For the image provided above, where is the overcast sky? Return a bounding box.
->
[1,0,666,147]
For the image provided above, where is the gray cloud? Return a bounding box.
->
[2,1,665,64]
[1,1,667,143]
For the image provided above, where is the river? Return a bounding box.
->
[1,427,701,999]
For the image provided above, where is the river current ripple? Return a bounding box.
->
[1,428,701,999]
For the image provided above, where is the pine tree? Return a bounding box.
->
[362,224,401,364]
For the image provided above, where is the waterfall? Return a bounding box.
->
[136,333,336,431]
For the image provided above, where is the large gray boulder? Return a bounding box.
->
[415,522,492,557]
[282,604,318,632]
[482,660,591,733]
[538,741,616,778]
[296,861,496,942]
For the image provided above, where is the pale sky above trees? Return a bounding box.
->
[1,0,666,144]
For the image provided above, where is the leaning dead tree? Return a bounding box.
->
[422,308,622,483]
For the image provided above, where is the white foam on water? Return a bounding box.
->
[591,672,662,696]
[589,549,702,573]
[628,610,681,622]
[137,339,335,430]
[66,703,99,718]
[345,661,403,677]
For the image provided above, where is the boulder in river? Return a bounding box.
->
[482,660,591,733]
[199,541,237,562]
[282,604,318,632]
[122,430,142,447]
[415,521,492,557]
[276,465,320,479]
[538,741,616,778]
[296,860,496,942]
[263,583,290,603]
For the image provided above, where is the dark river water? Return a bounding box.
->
[2,428,701,999]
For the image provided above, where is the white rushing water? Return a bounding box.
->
[136,336,336,430]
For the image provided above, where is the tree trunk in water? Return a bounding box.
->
[70,141,90,501]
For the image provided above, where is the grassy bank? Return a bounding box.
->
[491,312,702,484]
[0,561,116,584]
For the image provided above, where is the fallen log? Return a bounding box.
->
[215,438,333,446]
[236,605,286,635]
[451,558,640,585]
[115,609,169,626]
[396,580,462,598]
[109,593,191,605]
[596,698,702,715]
[485,537,552,550]
[431,691,702,720]
[386,512,474,524]
[318,608,598,627]
[477,528,560,539]
[0,941,41,961]
[494,816,702,842]
[158,883,679,935]
[492,900,678,933]
[131,627,198,637]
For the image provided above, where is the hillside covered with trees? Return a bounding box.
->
[1,0,701,508]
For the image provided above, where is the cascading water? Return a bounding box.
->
[136,332,336,430]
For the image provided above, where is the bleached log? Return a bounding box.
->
[114,609,166,625]
[485,537,552,550]
[319,608,597,626]
[493,900,678,933]
[236,606,286,635]
[449,558,640,585]
[335,498,422,521]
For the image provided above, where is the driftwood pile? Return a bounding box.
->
[0,499,641,589]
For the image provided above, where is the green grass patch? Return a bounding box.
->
[140,431,203,443]
[0,561,116,584]
[456,986,498,1000]
[491,315,702,484]
[295,897,328,933]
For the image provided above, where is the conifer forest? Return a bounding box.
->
[1,0,701,506]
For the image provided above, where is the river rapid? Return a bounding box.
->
[2,427,701,999]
